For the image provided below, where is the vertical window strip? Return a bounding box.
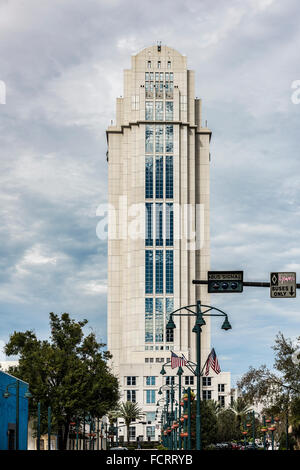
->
[155,102,163,121]
[165,156,173,199]
[145,156,153,199]
[166,298,174,342]
[145,251,153,294]
[155,125,163,153]
[155,250,163,294]
[155,298,164,342]
[155,156,163,199]
[145,298,154,343]
[145,203,153,246]
[166,102,173,120]
[145,101,153,120]
[166,125,173,153]
[166,203,173,247]
[155,203,163,246]
[166,250,174,294]
[146,125,154,153]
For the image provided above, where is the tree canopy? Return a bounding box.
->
[5,312,120,449]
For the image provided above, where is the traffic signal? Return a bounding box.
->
[208,271,243,293]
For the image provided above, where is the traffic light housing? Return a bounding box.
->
[208,271,243,293]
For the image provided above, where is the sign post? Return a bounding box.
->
[270,272,296,298]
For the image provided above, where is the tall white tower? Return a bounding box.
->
[106,45,230,443]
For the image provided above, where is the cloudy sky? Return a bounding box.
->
[0,0,300,385]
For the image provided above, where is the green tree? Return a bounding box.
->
[5,312,120,450]
[238,332,300,449]
[215,409,239,443]
[190,400,218,449]
[115,401,144,445]
[229,397,252,435]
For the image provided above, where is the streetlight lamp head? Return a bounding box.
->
[160,365,166,375]
[166,316,176,330]
[177,366,183,376]
[3,391,10,399]
[195,315,206,328]
[221,316,232,331]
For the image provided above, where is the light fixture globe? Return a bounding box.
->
[166,316,176,330]
[221,316,232,331]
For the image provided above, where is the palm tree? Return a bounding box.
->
[116,401,145,445]
[230,397,252,434]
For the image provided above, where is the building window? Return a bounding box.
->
[145,156,153,199]
[157,61,161,69]
[146,412,155,423]
[145,125,154,153]
[166,376,175,385]
[126,390,136,402]
[129,426,136,441]
[145,101,153,120]
[126,377,136,386]
[165,73,173,98]
[180,95,187,112]
[165,156,173,199]
[166,250,173,294]
[166,298,174,342]
[167,61,171,69]
[155,203,163,246]
[203,390,212,400]
[146,376,156,386]
[155,101,163,121]
[202,377,212,387]
[131,95,139,111]
[166,203,173,247]
[155,126,164,153]
[218,384,225,393]
[155,156,163,199]
[155,298,164,342]
[155,250,163,294]
[146,426,155,439]
[166,101,173,120]
[145,298,153,343]
[146,390,156,404]
[147,61,151,69]
[185,376,194,386]
[145,203,153,246]
[145,251,153,294]
[218,395,225,407]
[165,125,173,153]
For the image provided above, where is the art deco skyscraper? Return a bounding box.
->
[106,45,230,442]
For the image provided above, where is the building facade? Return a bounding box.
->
[106,45,230,442]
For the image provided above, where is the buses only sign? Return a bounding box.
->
[270,272,296,298]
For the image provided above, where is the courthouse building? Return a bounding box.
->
[106,45,231,443]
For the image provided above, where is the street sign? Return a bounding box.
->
[270,272,296,298]
[208,271,243,293]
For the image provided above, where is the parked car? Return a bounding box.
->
[110,446,128,450]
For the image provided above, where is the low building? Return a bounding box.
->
[0,370,30,450]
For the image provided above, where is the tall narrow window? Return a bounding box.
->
[155,102,163,121]
[155,298,164,342]
[167,61,171,69]
[145,251,153,294]
[145,298,153,343]
[156,203,163,247]
[155,126,163,153]
[145,203,153,246]
[147,61,151,69]
[155,156,163,199]
[145,156,153,198]
[145,125,154,153]
[166,250,173,294]
[166,298,174,343]
[165,156,173,199]
[145,101,153,120]
[155,250,163,294]
[166,203,173,247]
[166,125,173,153]
[166,102,173,120]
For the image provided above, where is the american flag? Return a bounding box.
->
[205,348,221,375]
[171,351,187,369]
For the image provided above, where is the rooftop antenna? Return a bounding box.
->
[157,41,161,52]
